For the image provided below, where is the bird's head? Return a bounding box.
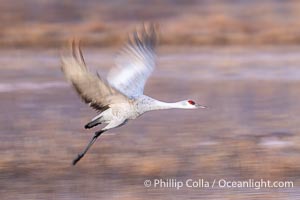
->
[180,99,207,109]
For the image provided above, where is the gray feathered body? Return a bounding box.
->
[87,95,163,128]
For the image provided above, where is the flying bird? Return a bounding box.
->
[61,24,207,165]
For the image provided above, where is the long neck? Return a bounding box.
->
[144,98,184,112]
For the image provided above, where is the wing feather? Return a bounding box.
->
[61,41,128,112]
[107,24,157,98]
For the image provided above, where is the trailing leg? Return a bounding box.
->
[72,129,106,165]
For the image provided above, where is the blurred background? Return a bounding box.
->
[0,0,300,199]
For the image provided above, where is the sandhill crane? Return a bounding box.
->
[61,24,207,165]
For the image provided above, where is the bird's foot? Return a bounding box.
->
[72,153,84,165]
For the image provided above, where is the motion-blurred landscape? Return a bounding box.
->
[2,0,300,47]
[0,0,300,199]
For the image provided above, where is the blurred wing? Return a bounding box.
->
[61,41,128,112]
[107,24,157,98]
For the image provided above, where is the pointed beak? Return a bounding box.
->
[196,104,207,109]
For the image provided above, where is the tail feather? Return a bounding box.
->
[84,119,102,129]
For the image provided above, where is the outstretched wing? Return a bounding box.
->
[107,24,157,98]
[61,41,129,112]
